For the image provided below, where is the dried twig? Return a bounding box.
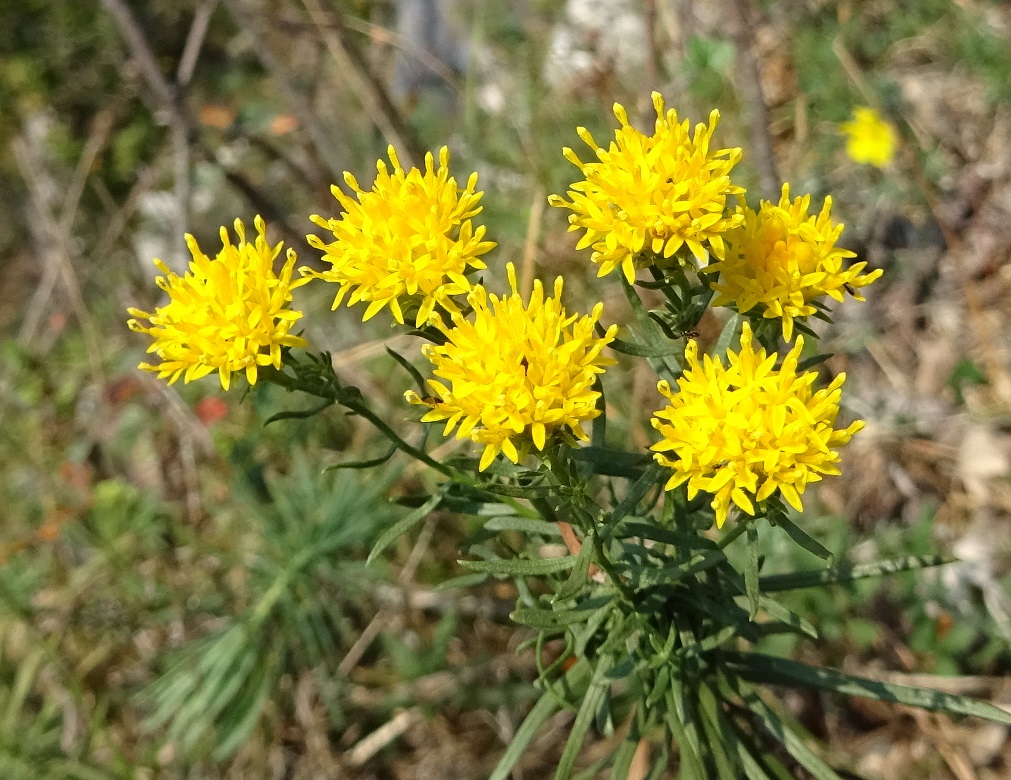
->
[13,138,105,386]
[726,0,779,197]
[99,0,302,248]
[346,707,423,766]
[299,0,425,168]
[219,0,348,183]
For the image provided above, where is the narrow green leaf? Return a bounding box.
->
[433,571,490,591]
[609,730,641,779]
[368,488,446,565]
[558,530,596,603]
[511,602,610,630]
[727,677,843,780]
[479,481,557,498]
[745,523,760,620]
[677,625,738,660]
[386,346,427,391]
[759,554,955,592]
[696,684,740,780]
[619,521,716,549]
[797,352,834,372]
[646,665,672,708]
[211,657,276,760]
[713,313,740,359]
[609,337,682,358]
[323,444,397,471]
[772,515,833,562]
[665,685,706,780]
[460,555,577,576]
[601,463,665,541]
[555,661,611,780]
[484,515,562,536]
[573,600,616,658]
[723,652,1011,726]
[591,376,607,449]
[569,447,650,479]
[263,399,332,426]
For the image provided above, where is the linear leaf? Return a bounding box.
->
[490,693,557,780]
[713,313,740,359]
[555,529,595,601]
[725,676,843,780]
[723,652,1011,725]
[368,488,446,565]
[511,603,609,630]
[570,447,651,479]
[386,346,427,391]
[609,337,682,358]
[773,515,833,562]
[460,555,577,576]
[483,515,562,536]
[555,660,611,780]
[759,554,954,592]
[323,444,397,471]
[601,463,665,540]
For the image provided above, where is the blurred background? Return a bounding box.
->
[2,0,1011,777]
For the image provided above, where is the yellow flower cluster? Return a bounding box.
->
[127,216,307,391]
[707,185,883,341]
[841,106,897,168]
[407,264,617,471]
[549,92,745,283]
[305,146,495,326]
[650,323,864,528]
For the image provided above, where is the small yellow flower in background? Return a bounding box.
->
[407,263,618,471]
[305,146,496,327]
[127,216,308,391]
[650,322,864,528]
[840,106,897,168]
[549,92,745,283]
[706,184,882,341]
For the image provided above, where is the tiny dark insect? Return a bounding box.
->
[419,395,443,406]
[843,282,856,295]
[678,330,701,341]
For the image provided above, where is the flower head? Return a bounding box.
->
[548,92,745,283]
[840,106,896,168]
[706,185,882,341]
[305,146,495,327]
[407,263,618,471]
[650,322,863,527]
[127,216,308,391]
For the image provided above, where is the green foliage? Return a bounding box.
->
[141,458,392,760]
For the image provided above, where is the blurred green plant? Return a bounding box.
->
[141,456,392,760]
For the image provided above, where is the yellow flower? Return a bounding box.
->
[840,106,896,168]
[305,146,496,327]
[407,263,618,471]
[548,92,745,283]
[127,216,308,391]
[650,322,863,528]
[706,185,883,341]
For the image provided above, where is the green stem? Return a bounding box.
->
[717,517,752,550]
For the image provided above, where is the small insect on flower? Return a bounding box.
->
[127,216,308,391]
[406,263,618,471]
